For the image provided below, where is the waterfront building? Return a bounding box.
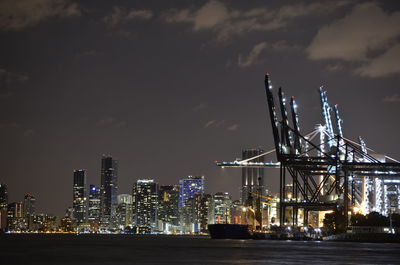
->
[7,202,24,231]
[0,183,7,208]
[100,155,118,226]
[181,193,213,234]
[37,214,58,232]
[230,200,243,225]
[241,149,266,229]
[241,149,266,205]
[157,185,180,231]
[117,194,133,229]
[132,179,158,233]
[181,194,199,233]
[88,185,101,223]
[0,183,8,231]
[60,216,75,232]
[198,194,213,233]
[23,194,36,230]
[179,176,205,208]
[73,169,87,224]
[213,192,231,224]
[23,194,35,218]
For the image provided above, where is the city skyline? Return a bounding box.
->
[1,0,400,217]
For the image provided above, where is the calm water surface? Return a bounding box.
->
[0,234,399,264]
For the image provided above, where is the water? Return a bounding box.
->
[1,234,399,264]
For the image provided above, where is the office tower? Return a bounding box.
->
[0,183,7,208]
[181,193,213,234]
[0,183,7,231]
[157,185,180,228]
[30,214,57,232]
[100,155,118,225]
[241,149,266,205]
[117,194,133,228]
[23,194,36,230]
[213,192,231,224]
[132,179,158,233]
[198,194,213,233]
[23,194,35,218]
[179,176,205,208]
[73,169,87,224]
[7,202,23,231]
[88,185,101,223]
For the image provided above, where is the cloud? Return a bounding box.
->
[307,2,400,77]
[237,41,299,68]
[104,6,153,26]
[355,44,400,78]
[238,42,267,68]
[162,0,349,41]
[227,124,239,131]
[326,64,344,72]
[308,3,400,62]
[0,0,80,31]
[0,68,29,82]
[126,9,154,20]
[163,0,229,31]
[382,94,400,103]
[97,117,127,128]
[203,120,228,129]
[204,120,215,128]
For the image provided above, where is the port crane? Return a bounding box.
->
[216,73,400,227]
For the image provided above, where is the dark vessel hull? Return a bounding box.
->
[208,224,252,239]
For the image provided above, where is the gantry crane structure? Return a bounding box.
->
[216,73,400,228]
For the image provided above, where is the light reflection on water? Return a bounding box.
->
[1,235,399,265]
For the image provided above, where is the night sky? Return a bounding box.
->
[1,0,400,217]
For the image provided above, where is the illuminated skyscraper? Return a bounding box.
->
[23,194,36,230]
[213,192,231,224]
[100,155,118,225]
[73,169,87,224]
[157,185,179,227]
[88,185,100,223]
[132,179,158,233]
[241,149,265,205]
[179,176,204,208]
[7,202,23,231]
[117,194,133,228]
[182,193,213,234]
[23,194,35,218]
[0,183,7,208]
[0,183,7,231]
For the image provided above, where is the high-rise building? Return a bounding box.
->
[241,149,266,205]
[23,194,35,218]
[198,194,213,233]
[7,202,24,231]
[213,192,231,224]
[181,193,213,234]
[157,185,179,228]
[0,183,8,231]
[100,155,118,226]
[73,169,87,224]
[23,194,36,230]
[117,194,133,228]
[0,183,7,208]
[88,185,100,223]
[132,179,158,233]
[179,176,205,208]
